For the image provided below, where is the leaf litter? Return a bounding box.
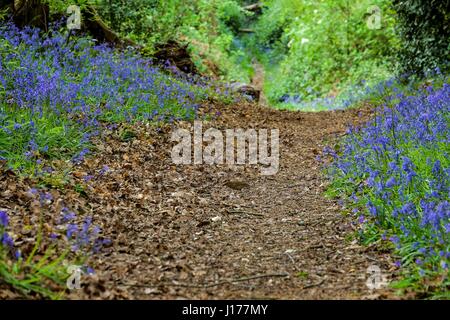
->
[1,100,402,299]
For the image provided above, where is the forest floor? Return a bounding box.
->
[62,99,400,299]
[0,98,402,299]
[0,65,404,300]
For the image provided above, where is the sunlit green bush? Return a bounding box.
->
[252,0,399,106]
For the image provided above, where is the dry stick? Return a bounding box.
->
[363,254,381,263]
[284,252,299,271]
[226,209,265,217]
[220,202,255,208]
[121,273,289,289]
[302,279,325,289]
[170,273,289,288]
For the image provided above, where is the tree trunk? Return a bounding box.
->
[82,5,138,48]
[12,0,49,31]
[1,1,197,74]
[0,1,138,49]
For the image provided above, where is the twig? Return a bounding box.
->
[244,3,263,11]
[302,279,325,289]
[42,6,47,33]
[172,273,289,288]
[227,209,265,217]
[363,254,381,263]
[307,243,324,250]
[120,273,289,289]
[220,202,255,208]
[284,252,299,271]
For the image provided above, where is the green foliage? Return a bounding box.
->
[0,206,76,299]
[0,7,9,21]
[393,0,450,76]
[217,0,250,33]
[94,0,179,44]
[0,233,70,299]
[40,0,253,81]
[89,0,249,80]
[44,0,92,12]
[250,0,399,107]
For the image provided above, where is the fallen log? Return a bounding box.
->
[239,28,255,33]
[244,3,264,12]
[1,1,199,75]
[229,82,261,102]
[1,1,139,49]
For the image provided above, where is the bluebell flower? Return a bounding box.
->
[85,266,95,275]
[66,224,78,239]
[367,202,378,217]
[1,232,14,248]
[0,211,8,227]
[83,175,94,182]
[61,210,76,223]
[445,223,450,234]
[99,165,110,175]
[385,176,397,188]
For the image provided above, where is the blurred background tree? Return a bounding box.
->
[394,0,450,76]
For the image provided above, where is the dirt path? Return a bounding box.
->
[64,99,399,300]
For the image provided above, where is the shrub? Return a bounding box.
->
[393,0,450,76]
[92,0,250,80]
[250,0,399,108]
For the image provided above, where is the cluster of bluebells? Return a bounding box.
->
[0,210,21,260]
[275,70,448,112]
[23,188,110,257]
[0,23,223,170]
[327,74,450,280]
[0,203,101,289]
[59,207,111,254]
[275,79,396,111]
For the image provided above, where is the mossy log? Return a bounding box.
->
[1,1,138,48]
[1,1,198,75]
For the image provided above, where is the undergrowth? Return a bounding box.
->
[325,71,450,297]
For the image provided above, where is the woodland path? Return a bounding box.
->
[67,95,398,299]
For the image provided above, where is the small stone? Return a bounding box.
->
[144,288,159,295]
[225,180,250,190]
